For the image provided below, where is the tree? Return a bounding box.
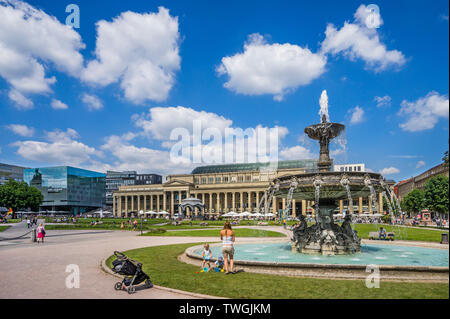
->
[0,180,43,213]
[401,188,425,215]
[443,150,449,167]
[424,175,449,217]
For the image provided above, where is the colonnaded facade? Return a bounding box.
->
[112,160,385,218]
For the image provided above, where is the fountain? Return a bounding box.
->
[262,92,399,255]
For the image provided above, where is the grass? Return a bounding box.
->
[0,226,11,232]
[353,224,449,242]
[141,228,286,237]
[105,243,449,299]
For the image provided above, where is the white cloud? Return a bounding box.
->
[50,99,69,110]
[416,160,425,169]
[398,91,449,132]
[8,89,34,110]
[217,33,327,101]
[279,146,313,160]
[134,106,233,140]
[320,5,406,72]
[13,128,102,167]
[349,106,365,124]
[379,166,400,175]
[81,7,180,104]
[374,95,391,107]
[81,93,103,111]
[7,124,34,137]
[0,0,84,103]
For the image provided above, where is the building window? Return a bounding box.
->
[246,175,251,182]
[340,167,344,172]
[208,177,214,184]
[201,177,206,184]
[238,176,243,182]
[215,177,221,183]
[223,176,229,183]
[252,175,259,182]
[194,178,199,184]
[349,167,352,172]
[358,166,361,172]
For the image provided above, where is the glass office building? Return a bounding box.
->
[0,162,28,185]
[24,166,106,215]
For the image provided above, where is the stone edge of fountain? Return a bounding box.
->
[181,242,449,281]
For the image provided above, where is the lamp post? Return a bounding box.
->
[139,210,144,235]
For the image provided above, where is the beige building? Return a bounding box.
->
[112,160,382,218]
[397,162,449,200]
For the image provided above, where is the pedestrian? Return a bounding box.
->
[220,221,235,274]
[120,221,125,231]
[36,223,46,244]
[27,218,31,229]
[133,219,138,231]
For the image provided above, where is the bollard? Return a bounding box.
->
[31,229,37,242]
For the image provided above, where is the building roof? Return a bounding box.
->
[191,159,319,174]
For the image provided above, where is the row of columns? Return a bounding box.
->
[113,191,384,217]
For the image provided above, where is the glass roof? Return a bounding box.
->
[191,160,319,174]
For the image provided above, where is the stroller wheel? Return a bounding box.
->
[127,286,136,294]
[114,282,123,291]
[145,279,153,288]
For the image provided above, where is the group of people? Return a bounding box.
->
[26,217,38,228]
[200,221,237,274]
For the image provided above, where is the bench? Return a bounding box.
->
[369,231,395,241]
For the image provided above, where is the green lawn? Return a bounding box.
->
[0,226,11,232]
[353,224,449,242]
[141,228,286,237]
[106,243,449,299]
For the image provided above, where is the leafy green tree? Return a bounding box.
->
[401,189,425,215]
[443,150,449,166]
[0,180,43,212]
[424,175,449,216]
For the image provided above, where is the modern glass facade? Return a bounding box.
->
[0,162,28,185]
[105,171,137,207]
[24,166,105,215]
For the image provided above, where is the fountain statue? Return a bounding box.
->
[260,92,401,255]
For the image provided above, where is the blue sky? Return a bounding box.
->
[0,0,448,181]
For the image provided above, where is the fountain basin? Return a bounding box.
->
[184,242,449,282]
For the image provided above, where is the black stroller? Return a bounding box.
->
[111,251,153,294]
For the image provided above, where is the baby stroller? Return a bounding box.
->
[111,251,153,294]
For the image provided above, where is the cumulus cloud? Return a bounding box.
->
[279,146,313,160]
[349,106,365,124]
[0,0,84,104]
[7,124,34,137]
[416,160,426,169]
[379,166,400,175]
[8,89,34,110]
[81,93,103,111]
[50,99,69,110]
[320,4,406,71]
[217,33,327,101]
[134,106,233,140]
[374,95,391,107]
[81,7,180,104]
[398,91,449,132]
[13,128,103,167]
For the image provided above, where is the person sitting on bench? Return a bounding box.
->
[379,227,386,240]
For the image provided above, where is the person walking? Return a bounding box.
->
[36,223,46,244]
[220,222,235,274]
[26,218,31,229]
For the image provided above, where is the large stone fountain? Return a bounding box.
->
[260,94,400,256]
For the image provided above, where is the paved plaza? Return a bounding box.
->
[0,222,290,299]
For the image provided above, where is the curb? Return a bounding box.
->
[100,258,225,299]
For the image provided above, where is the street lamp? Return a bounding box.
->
[139,210,144,235]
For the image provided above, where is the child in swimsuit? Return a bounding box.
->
[201,243,212,271]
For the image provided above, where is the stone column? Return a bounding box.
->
[248,192,252,212]
[157,194,160,212]
[359,197,363,214]
[224,193,228,212]
[163,192,167,211]
[170,192,174,216]
[209,193,213,215]
[118,195,122,217]
[379,192,383,213]
[178,191,182,215]
[292,199,296,217]
[273,196,277,215]
[125,196,128,217]
[137,195,141,213]
[216,193,220,215]
[256,192,260,212]
[240,192,243,212]
[232,192,236,211]
[302,200,306,216]
[150,195,154,211]
[131,195,135,213]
